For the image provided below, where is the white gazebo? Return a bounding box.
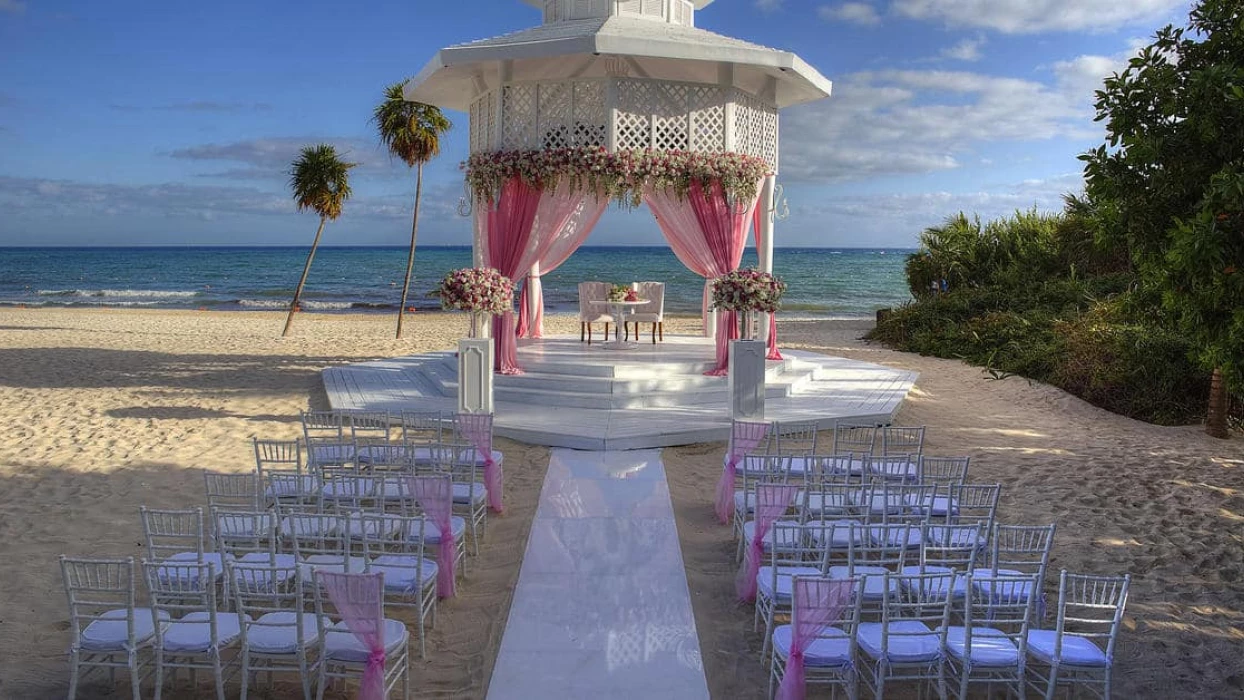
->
[405,0,831,373]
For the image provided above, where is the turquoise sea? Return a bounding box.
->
[0,246,914,319]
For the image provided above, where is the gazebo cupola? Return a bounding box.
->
[405,0,831,170]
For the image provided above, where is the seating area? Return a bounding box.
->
[721,420,1132,699]
[60,409,504,700]
[576,280,665,345]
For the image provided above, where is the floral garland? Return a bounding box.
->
[711,268,787,313]
[464,147,771,206]
[435,267,514,315]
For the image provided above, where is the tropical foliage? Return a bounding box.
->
[1081,0,1244,436]
[435,267,514,316]
[374,81,452,339]
[711,268,787,313]
[464,147,770,206]
[282,144,355,337]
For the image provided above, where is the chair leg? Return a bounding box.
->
[651,323,656,344]
[587,323,592,345]
[605,322,610,341]
[659,321,664,341]
[128,652,141,700]
[580,322,586,342]
[68,653,80,700]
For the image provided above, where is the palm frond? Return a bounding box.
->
[288,144,356,220]
[373,81,452,168]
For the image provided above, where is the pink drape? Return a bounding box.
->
[714,420,769,524]
[752,205,783,360]
[479,178,543,375]
[410,475,455,598]
[457,413,502,513]
[645,179,760,374]
[736,483,800,601]
[517,189,608,339]
[319,571,386,700]
[777,577,855,700]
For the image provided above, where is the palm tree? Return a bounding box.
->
[373,81,452,339]
[282,144,356,337]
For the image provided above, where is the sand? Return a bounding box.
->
[0,309,1240,698]
[666,319,1244,699]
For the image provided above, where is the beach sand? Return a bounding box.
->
[0,309,1240,698]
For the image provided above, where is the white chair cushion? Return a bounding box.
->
[265,475,317,497]
[1026,630,1109,667]
[232,554,298,587]
[416,516,467,544]
[343,513,403,539]
[79,609,169,652]
[452,482,488,506]
[869,460,919,480]
[972,571,1038,603]
[857,620,941,664]
[801,492,850,515]
[298,556,368,582]
[807,520,864,549]
[162,611,247,653]
[772,625,852,667]
[323,619,409,663]
[944,626,1021,667]
[307,445,355,465]
[244,612,320,654]
[867,525,924,549]
[756,565,823,603]
[320,479,372,499]
[280,516,337,538]
[828,566,892,599]
[925,526,987,549]
[907,494,959,518]
[740,520,802,552]
[369,555,439,592]
[732,490,755,515]
[157,553,228,583]
[898,566,967,600]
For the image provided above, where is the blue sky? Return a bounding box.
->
[0,0,1193,247]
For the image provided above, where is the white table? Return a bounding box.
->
[593,299,648,350]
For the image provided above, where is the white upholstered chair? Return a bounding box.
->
[577,281,613,345]
[627,281,665,343]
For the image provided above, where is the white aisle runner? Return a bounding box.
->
[487,449,710,699]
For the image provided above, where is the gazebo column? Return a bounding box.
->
[526,261,542,336]
[757,174,776,348]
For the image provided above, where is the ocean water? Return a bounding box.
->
[0,246,914,318]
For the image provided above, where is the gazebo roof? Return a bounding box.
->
[405,15,832,112]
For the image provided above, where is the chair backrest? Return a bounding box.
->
[804,453,867,483]
[254,438,303,473]
[1051,570,1131,661]
[361,513,429,582]
[872,482,935,526]
[881,426,926,455]
[60,556,138,652]
[920,523,985,572]
[284,509,348,565]
[578,281,609,320]
[770,420,819,456]
[798,482,866,525]
[769,521,831,573]
[848,522,911,570]
[435,442,483,486]
[867,453,919,483]
[917,456,969,486]
[950,484,1001,530]
[738,454,795,500]
[882,571,955,632]
[211,507,279,561]
[305,439,358,470]
[790,575,861,645]
[364,443,414,471]
[140,506,206,561]
[301,410,345,441]
[833,424,877,455]
[400,410,448,447]
[988,524,1056,577]
[203,470,259,510]
[347,410,392,444]
[312,571,386,648]
[959,572,1039,656]
[632,281,665,316]
[143,560,220,647]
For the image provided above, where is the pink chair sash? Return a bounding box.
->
[319,571,386,700]
[714,421,769,524]
[777,577,855,700]
[410,475,455,598]
[458,413,502,513]
[736,483,800,601]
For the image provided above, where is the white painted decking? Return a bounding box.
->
[322,335,917,450]
[486,449,709,700]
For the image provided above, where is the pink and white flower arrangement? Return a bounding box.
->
[463,147,771,207]
[435,267,514,316]
[711,268,787,313]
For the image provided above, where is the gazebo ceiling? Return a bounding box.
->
[404,15,831,112]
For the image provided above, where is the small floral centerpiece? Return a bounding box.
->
[436,267,514,338]
[711,268,786,313]
[607,284,632,302]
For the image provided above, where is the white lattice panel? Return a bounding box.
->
[502,84,537,150]
[616,80,654,150]
[573,81,607,148]
[688,85,724,152]
[731,90,778,169]
[537,82,573,150]
[469,91,498,154]
[652,83,690,151]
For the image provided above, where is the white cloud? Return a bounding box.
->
[819,2,882,26]
[168,136,403,181]
[0,0,26,14]
[754,0,783,11]
[890,0,1188,34]
[940,36,985,61]
[779,42,1138,185]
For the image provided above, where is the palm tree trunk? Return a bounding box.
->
[396,162,424,339]
[1206,366,1229,439]
[282,216,327,338]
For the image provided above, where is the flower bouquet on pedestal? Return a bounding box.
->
[710,268,787,339]
[435,267,514,339]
